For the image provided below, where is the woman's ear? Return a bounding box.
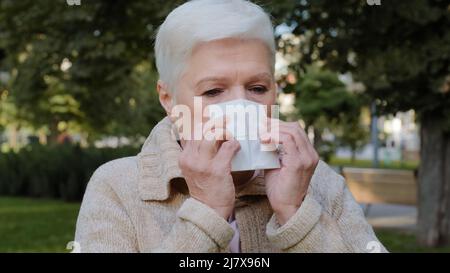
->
[273,81,279,100]
[157,80,173,116]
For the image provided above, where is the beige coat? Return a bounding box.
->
[74,117,387,253]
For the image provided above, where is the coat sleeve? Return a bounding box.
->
[153,197,234,253]
[265,161,388,253]
[74,169,139,252]
[75,169,234,253]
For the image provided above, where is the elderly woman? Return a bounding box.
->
[74,0,387,253]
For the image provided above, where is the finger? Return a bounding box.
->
[276,132,299,156]
[278,124,320,169]
[259,117,278,140]
[259,119,302,155]
[278,122,309,151]
[183,139,200,154]
[202,115,230,136]
[276,132,314,172]
[279,123,319,162]
[210,128,234,142]
[278,125,317,163]
[260,118,314,157]
[213,139,241,169]
[260,127,280,145]
[203,126,233,142]
[260,129,298,156]
[198,138,219,158]
[180,138,187,148]
[200,122,234,156]
[260,119,304,145]
[174,119,197,144]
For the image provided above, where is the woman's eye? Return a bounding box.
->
[202,89,223,97]
[249,85,268,94]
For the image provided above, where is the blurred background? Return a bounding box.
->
[0,0,449,252]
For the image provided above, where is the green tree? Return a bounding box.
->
[335,114,370,163]
[0,0,177,142]
[282,65,366,162]
[273,0,450,246]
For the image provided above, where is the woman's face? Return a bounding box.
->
[157,38,276,183]
[159,38,277,121]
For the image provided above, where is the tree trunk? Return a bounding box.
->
[8,124,18,149]
[351,148,356,163]
[48,119,59,144]
[313,127,322,151]
[417,115,450,247]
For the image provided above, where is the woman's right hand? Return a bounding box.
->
[178,121,240,220]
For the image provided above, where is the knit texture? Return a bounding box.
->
[74,117,388,253]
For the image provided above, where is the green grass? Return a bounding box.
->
[1,196,449,253]
[376,229,450,253]
[329,156,419,171]
[0,196,80,252]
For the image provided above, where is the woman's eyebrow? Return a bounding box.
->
[195,72,273,88]
[195,76,228,88]
[247,72,273,83]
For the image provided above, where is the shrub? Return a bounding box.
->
[0,144,139,201]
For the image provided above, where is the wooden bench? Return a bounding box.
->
[342,167,417,215]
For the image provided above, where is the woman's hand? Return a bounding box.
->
[261,119,320,225]
[178,122,240,220]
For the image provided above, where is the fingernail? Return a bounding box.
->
[260,133,270,142]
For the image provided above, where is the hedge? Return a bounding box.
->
[0,144,140,201]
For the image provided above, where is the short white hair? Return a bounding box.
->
[154,0,276,93]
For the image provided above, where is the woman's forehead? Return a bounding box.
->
[191,38,271,58]
[185,38,273,82]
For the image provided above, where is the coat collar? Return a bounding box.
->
[137,117,267,201]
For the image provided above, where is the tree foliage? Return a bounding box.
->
[0,0,180,140]
[273,0,450,125]
[269,0,450,247]
[283,65,368,161]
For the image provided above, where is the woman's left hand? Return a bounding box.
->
[261,119,320,225]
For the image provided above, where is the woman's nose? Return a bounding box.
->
[228,86,248,101]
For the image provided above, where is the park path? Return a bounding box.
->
[362,203,417,231]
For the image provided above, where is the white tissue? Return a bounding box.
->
[207,99,281,171]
